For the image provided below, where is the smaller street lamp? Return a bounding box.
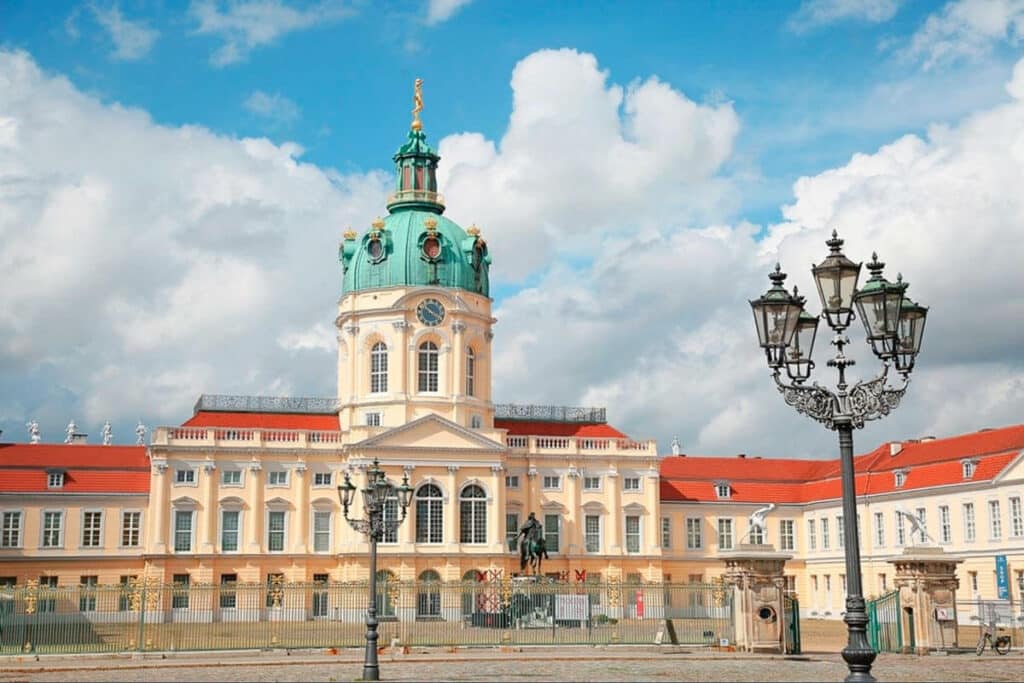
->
[338,459,413,682]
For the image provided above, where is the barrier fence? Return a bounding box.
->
[0,580,734,655]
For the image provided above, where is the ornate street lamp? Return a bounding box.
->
[338,459,413,682]
[750,231,928,683]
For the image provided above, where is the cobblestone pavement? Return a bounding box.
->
[1,647,1022,682]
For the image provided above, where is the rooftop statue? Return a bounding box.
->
[135,421,147,445]
[26,420,40,444]
[671,436,681,456]
[65,420,77,444]
[411,78,424,131]
[102,421,113,446]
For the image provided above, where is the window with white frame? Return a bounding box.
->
[962,460,976,479]
[172,573,190,609]
[749,519,765,545]
[1,511,22,548]
[780,519,795,551]
[459,485,487,544]
[686,517,702,550]
[465,346,475,397]
[313,472,333,487]
[267,510,286,552]
[625,515,641,553]
[896,511,906,545]
[874,512,885,547]
[969,571,978,593]
[714,483,730,499]
[221,509,240,552]
[267,470,289,486]
[470,414,482,429]
[370,341,388,393]
[173,510,193,552]
[175,468,196,485]
[81,511,103,548]
[416,484,443,543]
[504,474,519,489]
[47,472,64,488]
[505,512,519,552]
[221,470,242,486]
[79,575,98,612]
[915,507,928,544]
[821,518,830,549]
[583,476,601,491]
[807,519,817,550]
[623,477,640,492]
[661,516,671,550]
[220,573,237,609]
[963,503,976,542]
[939,505,951,543]
[382,495,399,543]
[122,509,143,548]
[542,475,561,490]
[837,515,845,549]
[313,510,331,552]
[585,515,601,553]
[894,470,907,487]
[989,500,1002,539]
[365,412,382,427]
[879,573,887,592]
[418,341,439,392]
[41,511,63,548]
[718,518,733,550]
[1010,497,1023,538]
[544,513,561,553]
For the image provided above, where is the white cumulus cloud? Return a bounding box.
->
[244,90,301,125]
[788,0,904,33]
[426,0,473,25]
[90,3,160,60]
[904,0,1024,69]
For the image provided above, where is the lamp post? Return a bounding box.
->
[750,231,928,683]
[338,459,413,682]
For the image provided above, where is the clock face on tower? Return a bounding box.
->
[416,298,446,326]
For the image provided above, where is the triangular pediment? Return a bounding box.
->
[352,414,506,452]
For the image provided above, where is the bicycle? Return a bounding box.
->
[976,623,1012,655]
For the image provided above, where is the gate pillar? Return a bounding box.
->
[719,545,792,653]
[889,546,963,654]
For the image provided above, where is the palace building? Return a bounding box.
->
[1,90,1023,624]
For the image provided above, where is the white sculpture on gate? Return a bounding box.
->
[65,420,77,444]
[102,421,113,446]
[745,502,776,543]
[895,505,934,546]
[26,420,41,444]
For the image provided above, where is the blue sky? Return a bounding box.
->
[6,0,1014,228]
[1,0,1023,456]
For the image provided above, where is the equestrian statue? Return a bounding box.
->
[517,512,549,576]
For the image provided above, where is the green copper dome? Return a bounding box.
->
[339,103,492,297]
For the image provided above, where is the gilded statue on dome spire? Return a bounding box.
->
[411,78,424,131]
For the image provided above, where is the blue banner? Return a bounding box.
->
[996,555,1009,600]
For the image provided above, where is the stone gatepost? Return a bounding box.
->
[719,544,792,653]
[888,546,963,654]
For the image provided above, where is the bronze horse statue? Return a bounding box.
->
[520,536,549,576]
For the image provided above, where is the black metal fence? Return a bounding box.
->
[0,579,733,655]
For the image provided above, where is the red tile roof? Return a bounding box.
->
[0,444,150,494]
[184,411,340,430]
[495,419,628,438]
[661,423,1024,504]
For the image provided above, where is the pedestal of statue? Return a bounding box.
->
[888,545,964,654]
[718,544,793,653]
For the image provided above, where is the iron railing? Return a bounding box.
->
[0,580,732,655]
[192,395,342,415]
[494,404,607,423]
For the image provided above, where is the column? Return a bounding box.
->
[451,321,466,405]
[446,465,459,548]
[294,462,309,553]
[248,461,264,553]
[392,321,408,400]
[489,464,503,553]
[567,465,582,554]
[608,467,622,552]
[199,460,217,552]
[401,465,416,546]
[345,324,360,403]
[150,462,169,553]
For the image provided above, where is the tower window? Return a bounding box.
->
[465,347,475,397]
[418,341,439,392]
[370,342,388,393]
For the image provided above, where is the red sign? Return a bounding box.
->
[636,590,645,618]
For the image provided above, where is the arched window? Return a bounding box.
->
[370,342,388,393]
[375,569,396,617]
[417,569,441,618]
[465,347,475,397]
[460,485,486,544]
[418,341,439,392]
[462,569,481,616]
[416,484,443,543]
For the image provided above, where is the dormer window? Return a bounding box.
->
[894,470,907,488]
[47,471,65,489]
[961,459,977,480]
[715,483,731,499]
